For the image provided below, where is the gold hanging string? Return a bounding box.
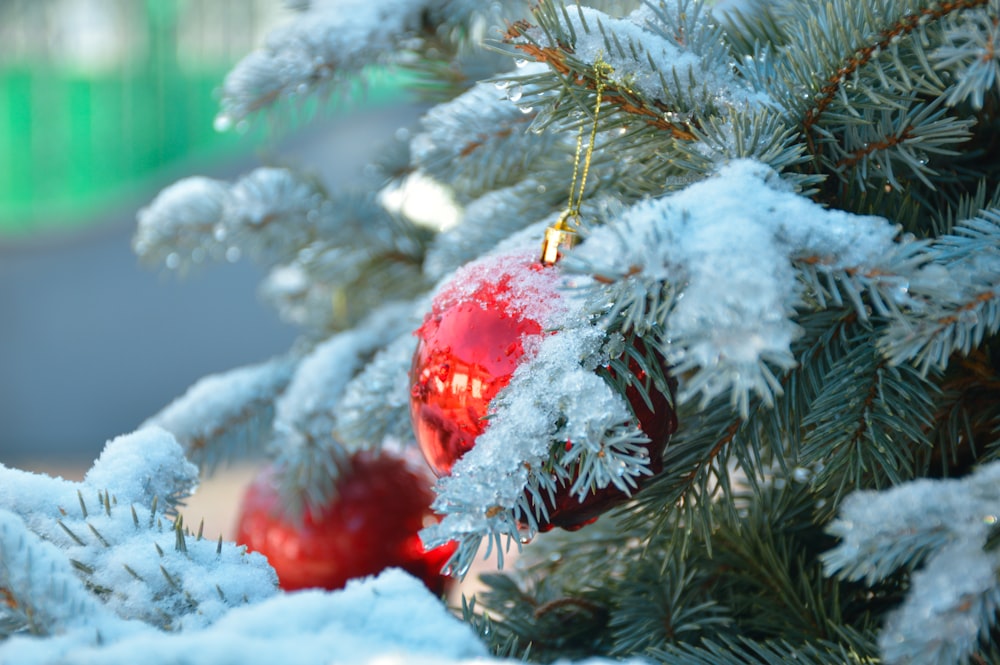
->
[541,57,613,266]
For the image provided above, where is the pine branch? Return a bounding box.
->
[648,634,873,665]
[794,0,989,148]
[411,68,566,202]
[268,302,417,516]
[800,324,938,500]
[144,355,297,474]
[879,208,1000,372]
[334,332,420,450]
[931,2,1000,109]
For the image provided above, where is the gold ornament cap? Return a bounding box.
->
[540,211,580,265]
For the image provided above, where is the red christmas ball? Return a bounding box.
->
[234,449,456,594]
[409,252,677,531]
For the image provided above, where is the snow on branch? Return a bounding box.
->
[0,429,277,640]
[0,568,492,665]
[134,168,326,273]
[216,0,428,126]
[144,355,298,474]
[823,461,1000,665]
[0,510,127,640]
[567,159,908,415]
[411,65,564,201]
[506,2,767,132]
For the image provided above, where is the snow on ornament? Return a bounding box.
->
[409,250,678,531]
[235,449,456,595]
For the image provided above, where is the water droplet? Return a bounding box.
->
[213,226,227,242]
[519,105,533,114]
[395,127,410,142]
[191,247,206,263]
[958,309,979,325]
[506,83,523,102]
[515,58,529,68]
[165,253,180,270]
[235,119,250,134]
[213,114,233,132]
[225,246,242,263]
[494,80,509,90]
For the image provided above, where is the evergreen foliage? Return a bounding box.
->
[4,0,1000,663]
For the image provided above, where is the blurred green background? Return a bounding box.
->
[0,0,403,237]
[0,0,424,468]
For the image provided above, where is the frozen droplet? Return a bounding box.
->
[165,253,181,270]
[506,83,523,102]
[225,246,242,263]
[958,309,979,325]
[213,114,233,132]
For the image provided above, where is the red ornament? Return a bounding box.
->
[235,449,456,594]
[409,252,677,531]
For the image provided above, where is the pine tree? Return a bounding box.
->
[3,0,1000,663]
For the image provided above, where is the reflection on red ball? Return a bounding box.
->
[409,252,677,531]
[235,450,456,594]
